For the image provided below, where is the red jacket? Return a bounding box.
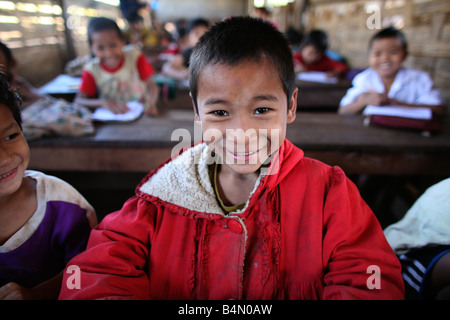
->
[59,140,404,300]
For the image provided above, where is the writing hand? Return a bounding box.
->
[361,87,389,106]
[102,99,130,114]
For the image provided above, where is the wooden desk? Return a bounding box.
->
[39,74,80,102]
[161,79,353,112]
[28,110,450,176]
[296,79,351,111]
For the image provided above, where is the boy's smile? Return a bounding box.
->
[369,37,406,80]
[0,105,29,199]
[90,29,125,70]
[195,58,297,177]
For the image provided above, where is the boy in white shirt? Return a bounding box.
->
[339,27,444,115]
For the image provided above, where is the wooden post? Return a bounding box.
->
[55,0,77,61]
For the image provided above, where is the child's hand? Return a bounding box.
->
[326,70,340,78]
[386,98,404,106]
[140,96,158,116]
[294,63,306,73]
[0,282,34,300]
[144,105,158,116]
[358,91,389,106]
[101,99,130,114]
[142,79,160,117]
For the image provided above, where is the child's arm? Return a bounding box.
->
[76,69,129,114]
[322,167,404,299]
[13,77,46,106]
[74,92,129,114]
[323,56,348,79]
[142,76,159,116]
[162,55,189,80]
[338,91,388,115]
[58,197,153,300]
[0,272,63,300]
[294,62,307,73]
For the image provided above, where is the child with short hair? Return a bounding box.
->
[0,72,97,299]
[76,17,159,116]
[59,17,404,300]
[339,27,444,115]
[293,29,348,78]
[162,18,209,81]
[0,41,45,108]
[123,12,159,48]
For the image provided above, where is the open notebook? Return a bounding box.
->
[39,75,81,94]
[363,105,432,120]
[91,101,144,122]
[297,71,338,84]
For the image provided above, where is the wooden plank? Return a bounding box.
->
[29,143,450,176]
[29,146,173,172]
[304,150,450,175]
[28,111,450,176]
[296,79,351,110]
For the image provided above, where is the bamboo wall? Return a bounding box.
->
[0,0,122,87]
[2,0,449,107]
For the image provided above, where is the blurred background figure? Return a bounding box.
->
[162,18,209,82]
[124,12,159,48]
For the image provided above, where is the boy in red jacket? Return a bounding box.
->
[293,29,348,78]
[59,17,404,300]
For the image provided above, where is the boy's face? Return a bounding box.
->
[90,29,125,70]
[195,59,297,176]
[369,37,406,79]
[130,21,143,32]
[188,25,208,47]
[0,104,29,200]
[301,45,323,65]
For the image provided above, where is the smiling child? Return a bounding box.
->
[76,17,159,116]
[339,27,443,115]
[0,72,96,299]
[59,17,404,300]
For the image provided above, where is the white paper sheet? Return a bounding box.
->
[297,71,338,84]
[39,74,81,94]
[363,105,432,120]
[91,101,144,122]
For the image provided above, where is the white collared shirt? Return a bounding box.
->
[339,68,442,108]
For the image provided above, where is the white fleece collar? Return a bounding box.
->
[139,143,263,215]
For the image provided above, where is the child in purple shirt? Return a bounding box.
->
[0,72,97,299]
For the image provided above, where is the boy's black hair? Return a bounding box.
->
[302,29,328,52]
[0,41,16,81]
[189,16,295,112]
[284,27,303,47]
[186,18,209,34]
[87,17,125,46]
[0,41,14,66]
[126,12,143,23]
[0,72,22,130]
[369,26,408,53]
